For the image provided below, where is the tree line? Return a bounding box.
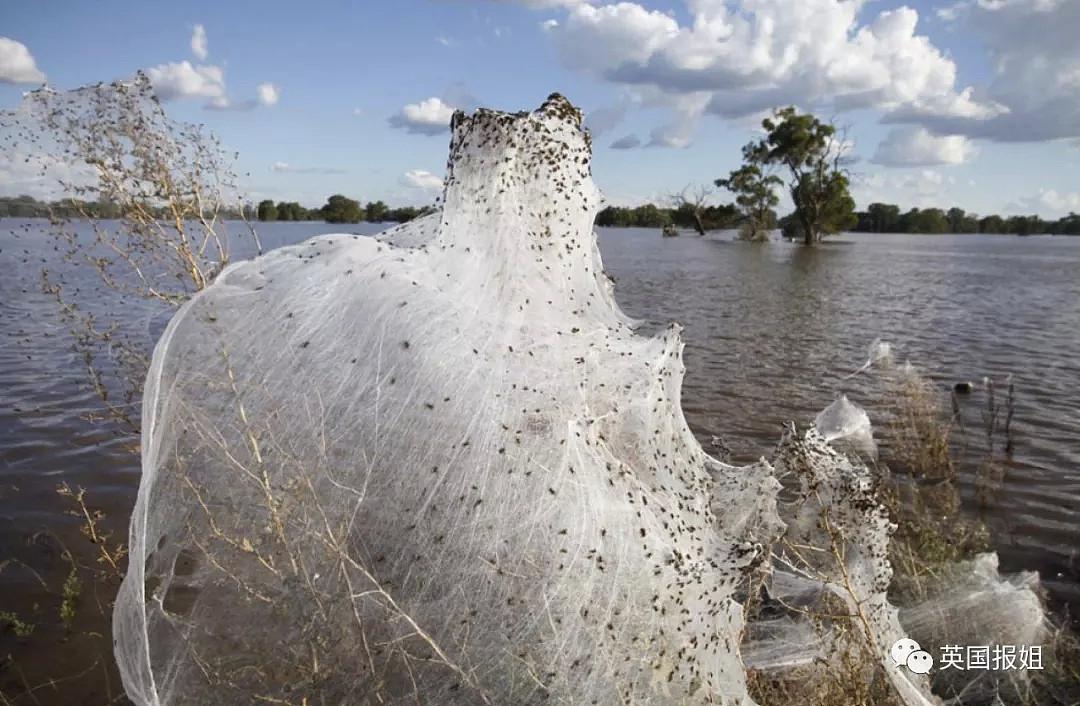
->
[0,195,250,221]
[851,204,1080,235]
[6,190,1078,238]
[255,196,433,225]
[592,202,1080,236]
[0,194,433,225]
[594,202,741,230]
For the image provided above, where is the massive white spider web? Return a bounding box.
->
[113,95,1045,706]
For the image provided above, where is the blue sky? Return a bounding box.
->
[2,0,1078,217]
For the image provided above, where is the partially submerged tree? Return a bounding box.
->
[365,199,389,222]
[257,199,278,221]
[668,185,713,235]
[715,162,781,242]
[320,193,365,223]
[746,107,856,245]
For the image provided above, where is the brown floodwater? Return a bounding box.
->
[1,220,1078,703]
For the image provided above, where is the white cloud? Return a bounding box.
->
[389,98,457,135]
[648,112,699,148]
[257,82,279,106]
[885,0,1080,141]
[401,170,444,190]
[1015,189,1080,215]
[146,60,226,101]
[609,134,641,149]
[0,37,46,84]
[541,0,1003,147]
[191,24,208,61]
[352,108,365,117]
[872,126,977,166]
[543,4,679,73]
[903,169,946,194]
[853,168,962,210]
[859,168,948,195]
[437,36,456,47]
[935,1,972,21]
[146,28,277,112]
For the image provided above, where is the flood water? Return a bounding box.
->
[1,220,1079,702]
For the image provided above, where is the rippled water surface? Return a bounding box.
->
[1,220,1078,698]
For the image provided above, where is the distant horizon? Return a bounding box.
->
[2,192,1076,237]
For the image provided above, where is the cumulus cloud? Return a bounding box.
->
[147,61,227,101]
[860,169,948,197]
[206,89,278,111]
[257,82,279,106]
[541,0,1008,148]
[147,27,277,111]
[884,0,1080,141]
[191,24,208,60]
[0,37,46,84]
[389,98,457,135]
[401,170,444,191]
[648,118,697,148]
[269,161,346,175]
[609,134,642,149]
[872,126,977,166]
[556,2,990,114]
[543,4,679,73]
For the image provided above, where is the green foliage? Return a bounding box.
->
[851,205,1080,235]
[594,204,666,227]
[256,199,277,222]
[59,565,81,627]
[0,195,432,225]
[274,201,309,221]
[715,164,781,241]
[594,203,739,231]
[631,203,671,228]
[319,194,365,224]
[0,611,35,638]
[860,202,901,233]
[744,107,855,244]
[365,200,390,222]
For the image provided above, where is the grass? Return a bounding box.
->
[0,486,129,704]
